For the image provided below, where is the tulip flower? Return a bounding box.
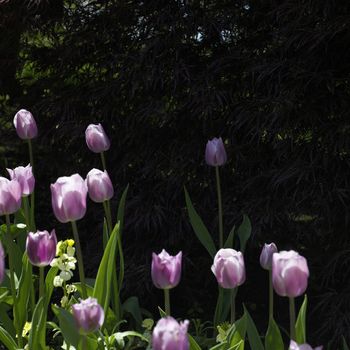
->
[13,109,38,140]
[289,340,323,350]
[152,316,189,350]
[260,243,278,270]
[0,177,22,216]
[7,164,35,197]
[26,230,57,267]
[272,250,309,298]
[0,242,4,284]
[86,169,114,203]
[51,174,88,223]
[85,123,110,153]
[72,297,104,333]
[211,249,245,289]
[205,137,227,167]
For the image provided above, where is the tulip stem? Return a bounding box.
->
[231,288,236,324]
[215,166,224,248]
[71,221,87,299]
[164,289,171,316]
[269,270,274,320]
[100,152,107,171]
[27,139,36,231]
[289,297,296,340]
[39,266,45,299]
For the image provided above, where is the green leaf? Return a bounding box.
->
[28,296,47,349]
[117,184,129,234]
[45,266,59,305]
[265,317,284,350]
[236,215,251,253]
[224,225,235,249]
[122,296,143,327]
[184,187,216,257]
[93,222,119,317]
[214,287,232,327]
[295,295,307,343]
[342,336,349,350]
[102,218,109,249]
[0,325,17,350]
[243,305,264,350]
[229,313,247,346]
[0,304,16,338]
[189,334,202,350]
[158,306,167,318]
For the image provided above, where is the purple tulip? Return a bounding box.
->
[205,137,227,166]
[72,297,104,333]
[289,340,323,350]
[85,123,110,153]
[7,164,35,197]
[211,248,246,289]
[86,169,114,203]
[51,174,88,223]
[151,250,182,289]
[152,316,189,350]
[0,177,22,216]
[26,230,57,267]
[13,109,38,140]
[272,250,309,298]
[0,242,4,284]
[260,243,278,270]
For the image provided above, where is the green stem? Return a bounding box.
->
[28,139,36,231]
[289,297,296,340]
[100,152,107,171]
[23,196,31,230]
[164,289,171,316]
[39,267,45,299]
[231,288,236,324]
[71,221,87,299]
[215,166,224,248]
[269,270,274,320]
[103,201,113,233]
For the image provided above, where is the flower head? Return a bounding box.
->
[13,109,38,140]
[205,137,227,166]
[85,123,110,153]
[7,164,35,197]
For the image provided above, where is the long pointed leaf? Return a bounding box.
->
[265,317,284,350]
[295,295,307,343]
[243,305,264,350]
[236,215,251,253]
[0,325,17,350]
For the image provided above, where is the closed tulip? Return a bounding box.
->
[272,250,309,297]
[51,174,88,223]
[0,242,4,284]
[13,109,38,140]
[260,243,278,270]
[0,177,22,216]
[26,230,57,267]
[86,169,114,203]
[289,340,323,350]
[205,137,227,166]
[85,123,110,153]
[152,317,189,350]
[211,249,245,289]
[72,297,104,333]
[7,164,35,197]
[151,250,182,289]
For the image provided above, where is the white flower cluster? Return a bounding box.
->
[50,239,77,287]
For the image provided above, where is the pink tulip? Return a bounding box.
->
[7,164,35,197]
[260,243,278,270]
[86,169,114,203]
[0,177,22,216]
[212,249,245,289]
[205,137,227,166]
[272,250,309,297]
[289,340,323,350]
[51,174,88,223]
[13,109,38,140]
[85,123,110,153]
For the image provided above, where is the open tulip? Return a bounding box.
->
[13,109,38,140]
[86,169,114,203]
[85,123,110,153]
[7,164,35,197]
[0,242,4,284]
[72,297,104,333]
[211,248,245,289]
[151,250,182,289]
[260,243,278,270]
[26,230,57,267]
[289,340,323,350]
[51,174,88,223]
[152,316,189,350]
[205,137,227,166]
[0,177,22,216]
[272,250,309,297]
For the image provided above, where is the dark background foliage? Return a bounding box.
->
[1,0,350,346]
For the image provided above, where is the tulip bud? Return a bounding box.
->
[289,340,323,350]
[85,123,110,153]
[86,169,114,203]
[13,109,38,140]
[211,248,245,289]
[260,243,278,270]
[0,242,5,284]
[7,164,35,197]
[152,316,189,350]
[151,250,182,289]
[205,137,227,166]
[0,177,22,216]
[272,250,309,298]
[26,230,57,267]
[51,174,88,223]
[72,297,104,333]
